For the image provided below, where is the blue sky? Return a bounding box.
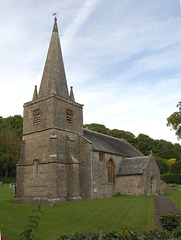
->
[0,0,181,143]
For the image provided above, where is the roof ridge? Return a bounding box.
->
[125,156,148,160]
[83,128,125,142]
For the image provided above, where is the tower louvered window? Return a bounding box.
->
[66,109,73,124]
[33,109,41,125]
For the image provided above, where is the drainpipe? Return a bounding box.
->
[115,173,117,195]
[90,148,93,199]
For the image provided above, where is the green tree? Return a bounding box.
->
[152,140,175,159]
[0,127,20,177]
[84,123,110,135]
[0,115,23,139]
[108,129,136,146]
[171,160,181,174]
[167,102,181,140]
[155,157,171,174]
[173,143,181,160]
[135,134,154,155]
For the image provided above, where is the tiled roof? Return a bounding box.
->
[83,129,143,157]
[115,156,150,176]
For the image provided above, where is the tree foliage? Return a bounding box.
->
[135,134,154,155]
[167,102,181,140]
[0,115,23,139]
[108,129,136,146]
[171,161,181,174]
[155,157,171,174]
[168,158,176,164]
[0,115,22,177]
[84,123,110,134]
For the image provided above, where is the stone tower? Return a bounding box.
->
[15,18,92,204]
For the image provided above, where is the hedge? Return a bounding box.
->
[161,174,181,184]
[0,177,16,184]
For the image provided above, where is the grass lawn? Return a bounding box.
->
[165,185,181,211]
[1,186,155,240]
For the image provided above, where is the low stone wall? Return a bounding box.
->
[13,196,67,206]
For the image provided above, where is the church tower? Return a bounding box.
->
[15,18,92,204]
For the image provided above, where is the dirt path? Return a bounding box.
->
[154,195,181,226]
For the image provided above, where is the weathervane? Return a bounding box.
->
[53,12,58,19]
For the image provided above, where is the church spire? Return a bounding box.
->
[69,86,75,101]
[38,17,69,99]
[32,85,38,100]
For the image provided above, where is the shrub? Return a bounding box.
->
[159,212,181,231]
[161,174,181,184]
[56,228,181,239]
[156,158,171,174]
[57,229,141,240]
[19,205,43,240]
[0,177,16,184]
[171,161,181,174]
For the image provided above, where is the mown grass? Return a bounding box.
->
[0,186,155,240]
[165,185,181,211]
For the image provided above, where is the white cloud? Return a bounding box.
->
[0,0,181,145]
[62,0,102,53]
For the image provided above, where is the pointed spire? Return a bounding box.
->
[69,86,75,101]
[53,17,58,33]
[38,17,69,99]
[50,77,57,95]
[32,85,38,100]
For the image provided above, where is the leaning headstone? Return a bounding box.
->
[12,185,15,194]
[0,181,2,186]
[9,183,12,188]
[178,186,181,191]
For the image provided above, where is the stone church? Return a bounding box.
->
[14,18,162,204]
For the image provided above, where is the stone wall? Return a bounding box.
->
[23,95,83,136]
[16,162,66,200]
[23,97,54,135]
[67,163,81,200]
[22,131,51,165]
[116,175,145,195]
[144,156,161,196]
[16,127,93,203]
[92,151,124,198]
[79,136,92,199]
[53,96,83,135]
[116,155,161,196]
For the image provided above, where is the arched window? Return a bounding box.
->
[107,159,115,184]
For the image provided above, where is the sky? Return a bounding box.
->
[0,0,181,144]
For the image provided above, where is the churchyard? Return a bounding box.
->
[165,185,181,210]
[1,184,181,240]
[1,185,155,240]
